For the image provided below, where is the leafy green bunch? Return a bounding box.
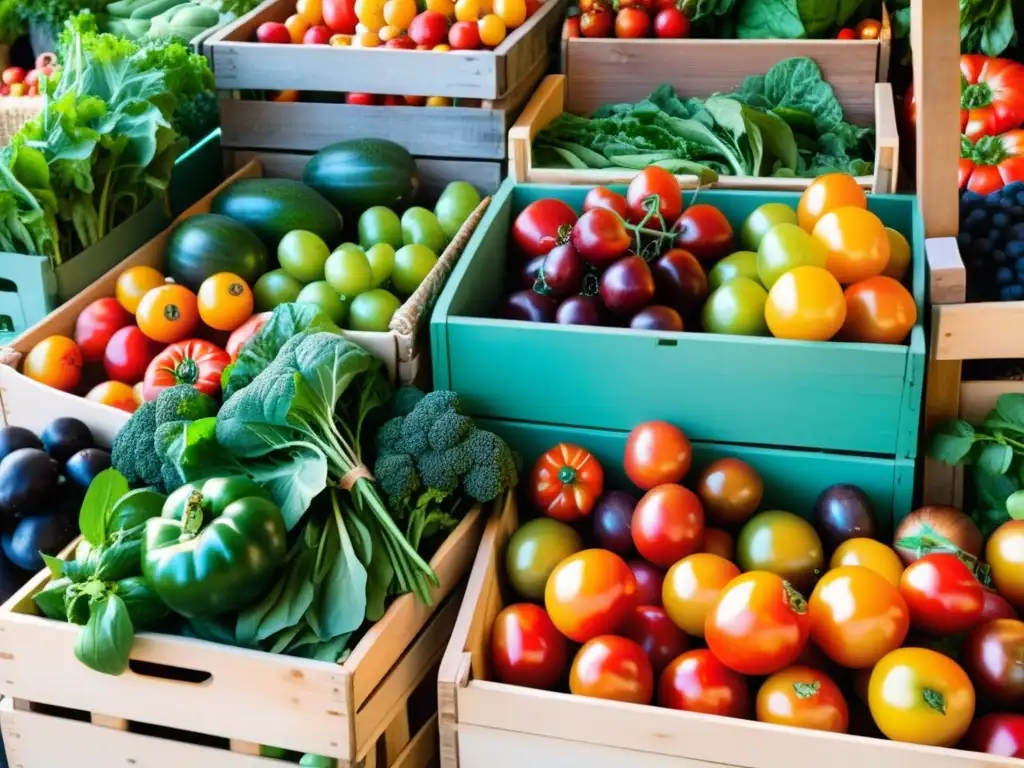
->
[16,0,106,34]
[0,0,25,46]
[679,0,878,39]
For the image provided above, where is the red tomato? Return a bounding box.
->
[103,326,161,384]
[672,204,735,263]
[756,666,849,733]
[530,443,604,522]
[323,0,359,32]
[23,336,82,392]
[346,93,379,105]
[840,276,917,344]
[565,15,581,36]
[629,560,665,606]
[579,10,613,37]
[491,603,568,690]
[855,18,881,39]
[960,130,1024,195]
[408,10,449,46]
[85,381,138,414]
[571,208,631,267]
[900,553,985,635]
[967,714,1024,758]
[626,167,683,225]
[631,484,705,568]
[705,572,810,676]
[653,7,689,38]
[614,7,649,37]
[837,27,856,39]
[74,298,134,363]
[622,605,689,674]
[226,311,271,360]
[961,618,1024,706]
[545,549,637,643]
[583,186,628,219]
[304,24,333,43]
[142,339,230,401]
[658,649,750,717]
[624,420,692,490]
[448,20,481,48]
[980,588,1019,622]
[960,55,1024,142]
[570,635,654,704]
[512,199,579,257]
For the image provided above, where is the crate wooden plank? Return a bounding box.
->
[960,380,1024,423]
[933,302,1024,361]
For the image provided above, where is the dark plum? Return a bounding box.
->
[40,418,94,465]
[0,448,60,519]
[652,248,708,316]
[65,449,113,490]
[812,484,878,551]
[540,243,585,296]
[556,295,604,326]
[2,510,78,572]
[0,427,43,462]
[593,491,638,554]
[572,208,631,267]
[630,305,684,332]
[520,256,546,290]
[599,255,656,314]
[629,560,665,607]
[505,290,558,323]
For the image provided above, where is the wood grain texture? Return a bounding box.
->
[933,302,1024,360]
[926,237,967,305]
[960,381,1024,423]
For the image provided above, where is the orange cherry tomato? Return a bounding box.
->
[986,520,1024,610]
[530,443,604,522]
[624,420,692,490]
[809,566,910,669]
[812,207,890,284]
[491,603,568,690]
[85,381,138,413]
[705,571,811,676]
[765,266,846,341]
[545,549,637,643]
[631,484,705,568]
[570,635,654,704]
[840,276,917,345]
[829,538,904,588]
[23,336,83,392]
[658,649,750,717]
[116,266,166,315]
[136,284,199,344]
[285,13,311,42]
[701,527,734,561]
[868,648,976,746]
[882,228,912,281]
[663,553,741,637]
[756,665,849,733]
[797,173,868,232]
[695,457,763,527]
[197,272,255,332]
[856,18,881,39]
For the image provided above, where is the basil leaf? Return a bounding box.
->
[41,552,66,579]
[115,576,169,630]
[978,443,1014,476]
[34,577,72,620]
[996,394,1024,433]
[74,594,134,676]
[79,469,130,547]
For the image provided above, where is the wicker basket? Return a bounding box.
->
[0,97,43,146]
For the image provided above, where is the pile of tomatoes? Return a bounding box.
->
[491,419,1024,756]
[507,168,918,344]
[566,0,690,40]
[21,268,267,412]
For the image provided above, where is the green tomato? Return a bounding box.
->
[278,230,330,284]
[366,243,395,288]
[401,206,447,253]
[325,245,373,297]
[756,222,827,289]
[435,181,481,239]
[348,289,401,332]
[505,518,583,601]
[702,277,769,336]
[393,244,438,296]
[253,269,303,311]
[740,203,798,251]
[358,206,402,250]
[708,251,760,291]
[297,281,348,325]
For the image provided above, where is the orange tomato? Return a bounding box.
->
[663,553,740,637]
[570,635,654,704]
[285,13,311,41]
[987,520,1024,609]
[798,173,868,232]
[829,538,904,588]
[545,549,637,643]
[809,566,910,669]
[695,457,762,527]
[493,0,526,26]
[136,284,199,344]
[701,527,734,561]
[132,381,145,406]
[22,336,83,392]
[765,266,846,341]
[756,666,849,733]
[856,18,882,39]
[85,381,138,413]
[840,276,917,345]
[197,273,254,332]
[271,89,302,102]
[478,13,506,45]
[812,207,889,284]
[623,420,692,490]
[882,228,912,281]
[297,0,323,24]
[383,0,416,27]
[115,265,166,314]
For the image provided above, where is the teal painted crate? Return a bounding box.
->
[482,418,916,531]
[169,129,224,217]
[432,178,927,459]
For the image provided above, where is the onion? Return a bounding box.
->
[893,505,983,565]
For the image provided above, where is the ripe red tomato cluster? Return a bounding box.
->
[491,423,1024,757]
[568,0,691,39]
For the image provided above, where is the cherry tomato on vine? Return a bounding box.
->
[797,173,867,232]
[695,457,763,527]
[614,7,649,37]
[545,549,638,643]
[583,186,628,219]
[987,520,1024,609]
[632,484,705,568]
[812,207,890,284]
[136,284,199,344]
[622,605,689,674]
[74,298,133,363]
[626,166,683,225]
[658,649,750,717]
[23,336,83,392]
[900,552,985,635]
[756,666,849,733]
[512,199,578,257]
[491,603,568,690]
[530,443,604,521]
[571,207,631,267]
[840,276,918,345]
[672,204,735,263]
[570,635,654,704]
[624,420,692,489]
[663,553,740,637]
[967,714,1024,758]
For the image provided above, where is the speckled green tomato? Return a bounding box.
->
[506,518,583,601]
[736,511,825,595]
[708,251,760,291]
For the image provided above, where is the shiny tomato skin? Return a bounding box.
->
[197,272,255,332]
[136,284,200,344]
[705,571,811,676]
[629,560,665,606]
[701,527,734,561]
[653,7,689,38]
[765,265,846,342]
[571,207,631,267]
[491,603,568,689]
[622,605,689,674]
[614,7,649,37]
[960,55,1024,142]
[695,458,763,528]
[987,520,1024,609]
[583,186,628,218]
[736,510,824,596]
[663,553,740,637]
[530,443,604,522]
[812,207,890,284]
[797,174,867,232]
[856,18,881,39]
[545,549,638,643]
[226,311,272,360]
[868,647,975,747]
[672,205,734,263]
[103,326,160,385]
[840,276,917,345]
[626,167,683,225]
[981,588,1019,622]
[74,298,134,363]
[631,484,705,568]
[624,420,692,490]
[967,714,1024,758]
[512,199,578,257]
[900,552,985,635]
[142,339,230,401]
[85,381,138,414]
[961,618,1024,706]
[579,10,613,37]
[570,635,654,704]
[658,649,750,717]
[756,665,849,733]
[808,566,910,669]
[23,336,83,392]
[829,538,904,588]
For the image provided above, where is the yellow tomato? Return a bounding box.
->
[132,381,145,406]
[765,265,846,341]
[494,0,526,26]
[433,43,451,50]
[426,0,455,15]
[197,272,254,332]
[830,538,904,588]
[383,0,417,28]
[355,0,386,30]
[426,96,453,106]
[478,13,506,45]
[296,0,323,25]
[379,23,403,40]
[454,0,480,22]
[405,95,427,105]
[480,0,493,12]
[798,173,868,232]
[354,29,382,45]
[882,228,912,281]
[284,13,311,42]
[329,33,353,45]
[813,207,890,284]
[115,265,165,314]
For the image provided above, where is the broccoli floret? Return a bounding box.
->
[375,453,421,499]
[375,417,406,458]
[391,386,426,417]
[111,400,163,487]
[417,446,464,494]
[428,413,473,451]
[154,385,218,425]
[398,391,463,455]
[461,429,519,503]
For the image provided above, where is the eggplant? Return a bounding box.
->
[41,418,94,465]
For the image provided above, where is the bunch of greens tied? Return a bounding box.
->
[534,58,874,179]
[683,0,881,39]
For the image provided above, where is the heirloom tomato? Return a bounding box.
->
[570,635,654,704]
[967,714,1024,758]
[829,538,904,588]
[622,605,689,674]
[512,199,578,257]
[626,166,683,225]
[756,666,849,734]
[631,484,704,568]
[961,618,1023,706]
[491,603,568,690]
[658,649,750,718]
[987,520,1024,609]
[545,549,637,643]
[900,552,985,635]
[103,326,160,384]
[797,173,867,232]
[23,336,83,392]
[840,276,917,345]
[959,130,1024,195]
[143,340,230,401]
[74,298,133,363]
[662,553,740,637]
[736,510,824,595]
[624,420,692,489]
[960,55,1024,141]
[530,443,604,522]
[695,457,762,527]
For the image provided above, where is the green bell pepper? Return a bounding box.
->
[142,477,287,618]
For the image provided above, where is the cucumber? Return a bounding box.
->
[165,214,269,292]
[165,4,220,27]
[106,0,154,17]
[105,17,152,38]
[211,178,344,249]
[302,139,418,218]
[131,0,189,18]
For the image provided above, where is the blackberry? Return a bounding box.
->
[996,267,1014,285]
[993,212,1010,228]
[1001,284,1024,301]
[993,249,1008,264]
[1007,241,1024,259]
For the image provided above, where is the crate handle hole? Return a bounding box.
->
[128,659,213,685]
[657,338,678,347]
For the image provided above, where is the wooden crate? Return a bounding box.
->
[508,72,899,192]
[205,0,564,100]
[437,498,1019,768]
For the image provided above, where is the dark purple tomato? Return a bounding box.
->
[629,559,665,607]
[600,256,655,314]
[572,208,631,267]
[505,290,558,323]
[652,248,708,316]
[812,484,878,551]
[630,305,683,332]
[593,491,638,554]
[541,244,585,296]
[556,295,604,326]
[520,256,546,290]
